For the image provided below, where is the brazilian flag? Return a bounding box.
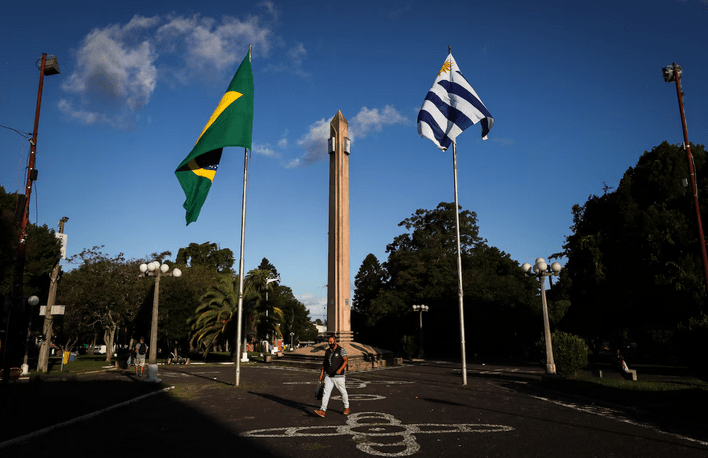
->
[176,52,254,225]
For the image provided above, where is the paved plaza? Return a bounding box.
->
[1,360,706,457]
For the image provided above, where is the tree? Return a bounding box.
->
[353,254,385,314]
[59,247,149,362]
[559,141,708,355]
[354,202,536,356]
[158,263,217,355]
[0,186,62,368]
[188,276,241,357]
[188,268,285,357]
[258,257,279,278]
[0,186,62,298]
[176,242,234,273]
[265,285,318,346]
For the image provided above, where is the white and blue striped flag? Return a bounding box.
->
[417,53,494,150]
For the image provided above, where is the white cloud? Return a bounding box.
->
[293,118,330,166]
[349,105,409,140]
[60,13,273,127]
[297,292,327,320]
[258,1,280,22]
[156,14,272,72]
[286,106,409,168]
[61,22,158,115]
[252,143,280,158]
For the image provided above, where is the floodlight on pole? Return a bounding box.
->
[662,63,708,293]
[4,53,61,385]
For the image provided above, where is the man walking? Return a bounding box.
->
[315,336,350,417]
[135,337,148,377]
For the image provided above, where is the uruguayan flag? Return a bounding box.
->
[417,53,494,150]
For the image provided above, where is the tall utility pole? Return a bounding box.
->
[36,217,68,373]
[2,53,60,385]
[663,63,708,292]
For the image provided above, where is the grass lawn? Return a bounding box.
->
[535,374,708,426]
[30,351,272,378]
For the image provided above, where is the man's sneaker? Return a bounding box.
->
[343,408,350,415]
[314,410,326,418]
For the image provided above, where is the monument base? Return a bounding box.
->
[333,331,354,343]
[276,341,399,372]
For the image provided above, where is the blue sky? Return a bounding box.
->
[2,1,708,322]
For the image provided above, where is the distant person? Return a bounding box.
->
[314,336,350,418]
[135,337,148,377]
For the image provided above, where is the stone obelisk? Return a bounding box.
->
[282,110,394,371]
[328,111,353,342]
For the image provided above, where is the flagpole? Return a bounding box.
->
[452,141,468,385]
[234,45,252,387]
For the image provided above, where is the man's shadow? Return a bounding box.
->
[249,391,319,415]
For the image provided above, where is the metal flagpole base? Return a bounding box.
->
[145,363,161,383]
[241,352,249,362]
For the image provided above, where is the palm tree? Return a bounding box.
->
[189,276,239,357]
[188,268,284,357]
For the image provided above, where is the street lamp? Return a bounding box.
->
[139,261,182,382]
[21,295,40,375]
[412,304,429,359]
[521,258,561,375]
[263,275,280,355]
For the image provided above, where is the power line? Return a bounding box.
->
[0,124,31,138]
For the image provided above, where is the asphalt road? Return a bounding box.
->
[1,360,706,457]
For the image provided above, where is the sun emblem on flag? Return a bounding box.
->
[438,59,452,76]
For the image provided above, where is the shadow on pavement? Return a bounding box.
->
[0,372,284,457]
[249,391,315,415]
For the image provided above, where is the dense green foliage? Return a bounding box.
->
[176,241,234,273]
[0,186,62,299]
[353,202,539,356]
[558,142,708,362]
[540,331,590,378]
[49,244,314,362]
[0,186,62,367]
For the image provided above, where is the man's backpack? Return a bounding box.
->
[138,343,147,355]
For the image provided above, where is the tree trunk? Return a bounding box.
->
[88,333,97,355]
[103,325,116,362]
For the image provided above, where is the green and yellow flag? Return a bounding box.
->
[176,52,254,225]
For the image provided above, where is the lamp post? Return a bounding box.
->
[412,304,429,359]
[521,258,561,375]
[21,295,40,375]
[662,63,708,292]
[139,261,181,382]
[264,276,280,354]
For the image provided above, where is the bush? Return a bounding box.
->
[401,335,418,359]
[538,331,590,378]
